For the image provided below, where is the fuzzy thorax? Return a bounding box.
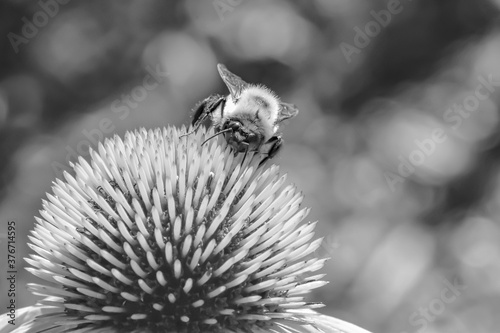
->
[221,85,281,140]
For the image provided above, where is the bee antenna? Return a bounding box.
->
[201,128,233,146]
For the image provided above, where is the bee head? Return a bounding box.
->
[221,117,265,153]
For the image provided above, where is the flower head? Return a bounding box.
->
[21,126,332,333]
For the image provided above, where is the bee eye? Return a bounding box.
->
[248,133,258,143]
[230,122,241,130]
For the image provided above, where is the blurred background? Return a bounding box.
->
[1,0,500,332]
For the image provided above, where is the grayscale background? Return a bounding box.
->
[1,1,499,332]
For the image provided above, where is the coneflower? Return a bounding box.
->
[6,126,371,333]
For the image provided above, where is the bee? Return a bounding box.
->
[183,63,299,164]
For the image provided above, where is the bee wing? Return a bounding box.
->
[217,63,249,99]
[276,102,299,124]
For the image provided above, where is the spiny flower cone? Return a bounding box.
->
[8,126,371,333]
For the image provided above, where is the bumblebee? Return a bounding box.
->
[186,64,299,164]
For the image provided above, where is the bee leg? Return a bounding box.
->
[242,142,250,162]
[181,96,225,138]
[259,136,283,166]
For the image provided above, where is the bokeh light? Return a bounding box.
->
[1,1,500,332]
